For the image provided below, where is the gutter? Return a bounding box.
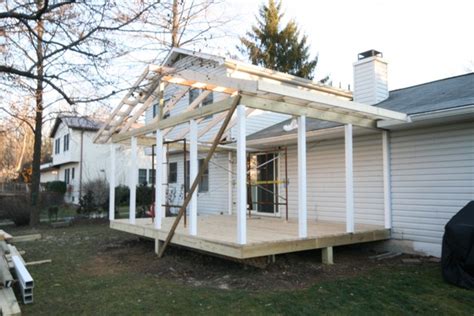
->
[377,104,474,128]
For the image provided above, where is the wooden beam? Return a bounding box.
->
[256,80,408,122]
[157,94,242,258]
[109,144,116,221]
[298,115,307,238]
[240,95,377,129]
[189,119,198,236]
[163,90,212,137]
[161,69,258,94]
[155,129,164,229]
[322,247,334,265]
[129,137,137,224]
[345,124,354,233]
[112,95,238,143]
[94,67,149,143]
[236,104,247,245]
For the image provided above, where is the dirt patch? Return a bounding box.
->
[86,236,438,291]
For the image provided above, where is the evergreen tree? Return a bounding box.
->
[239,0,323,80]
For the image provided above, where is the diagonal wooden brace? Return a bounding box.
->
[157,94,242,258]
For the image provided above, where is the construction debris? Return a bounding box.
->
[25,259,52,266]
[10,234,41,243]
[369,252,403,261]
[401,258,422,264]
[0,230,39,315]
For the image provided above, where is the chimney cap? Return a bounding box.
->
[358,50,383,60]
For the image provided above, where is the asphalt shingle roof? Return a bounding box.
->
[248,73,474,140]
[50,115,103,137]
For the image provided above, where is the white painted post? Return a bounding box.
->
[189,119,198,236]
[236,105,247,244]
[228,151,233,215]
[108,144,116,221]
[382,130,392,229]
[345,124,354,233]
[155,130,163,229]
[297,115,307,238]
[129,136,137,224]
[162,143,167,218]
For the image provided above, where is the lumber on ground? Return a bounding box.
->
[25,259,52,266]
[0,257,13,288]
[157,94,241,258]
[0,287,21,316]
[10,234,41,243]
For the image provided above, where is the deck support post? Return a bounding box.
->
[322,247,334,265]
[236,104,247,245]
[297,115,307,238]
[109,144,116,221]
[189,119,198,236]
[228,151,233,215]
[382,130,392,229]
[129,136,137,224]
[345,124,354,233]
[154,239,163,255]
[155,129,164,229]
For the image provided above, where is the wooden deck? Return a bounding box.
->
[110,215,390,259]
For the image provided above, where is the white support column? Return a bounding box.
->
[108,144,116,221]
[345,124,354,233]
[227,151,233,215]
[382,130,392,229]
[155,130,163,229]
[297,115,307,238]
[129,136,137,224]
[236,105,247,245]
[189,119,198,236]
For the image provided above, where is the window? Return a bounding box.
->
[202,92,213,106]
[71,167,75,180]
[55,138,61,154]
[63,134,69,151]
[168,162,177,183]
[185,159,209,193]
[148,169,155,185]
[189,89,214,106]
[152,98,170,119]
[189,88,200,104]
[64,168,70,184]
[138,169,147,185]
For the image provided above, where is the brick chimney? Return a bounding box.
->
[353,50,389,105]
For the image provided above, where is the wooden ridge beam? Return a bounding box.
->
[157,94,242,258]
[111,95,238,143]
[240,95,377,129]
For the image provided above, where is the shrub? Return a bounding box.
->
[78,190,96,215]
[82,179,109,214]
[0,195,32,226]
[46,181,67,195]
[115,185,129,206]
[39,191,64,209]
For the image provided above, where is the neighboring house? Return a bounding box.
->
[40,116,152,204]
[96,47,473,261]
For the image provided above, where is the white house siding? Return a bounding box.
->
[389,121,474,256]
[165,151,231,215]
[283,133,384,226]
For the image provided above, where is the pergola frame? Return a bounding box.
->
[100,65,408,257]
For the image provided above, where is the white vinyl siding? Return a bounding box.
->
[283,132,384,225]
[389,121,474,245]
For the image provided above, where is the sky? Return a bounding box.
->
[226,0,474,90]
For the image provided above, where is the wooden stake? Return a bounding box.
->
[157,94,241,258]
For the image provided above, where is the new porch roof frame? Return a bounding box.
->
[103,65,409,144]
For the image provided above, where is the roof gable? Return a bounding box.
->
[50,116,102,138]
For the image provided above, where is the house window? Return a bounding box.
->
[148,169,156,185]
[189,89,214,106]
[202,92,213,106]
[152,98,170,119]
[138,169,147,185]
[63,134,69,151]
[185,159,208,193]
[168,162,177,183]
[64,168,70,184]
[71,167,75,180]
[55,138,61,154]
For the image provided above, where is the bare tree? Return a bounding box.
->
[0,0,159,225]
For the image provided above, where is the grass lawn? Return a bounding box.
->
[7,221,474,315]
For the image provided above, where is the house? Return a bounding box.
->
[94,48,473,261]
[40,116,153,204]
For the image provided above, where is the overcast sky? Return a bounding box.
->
[226,0,474,90]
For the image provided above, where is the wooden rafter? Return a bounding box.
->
[157,94,242,258]
[94,67,150,143]
[111,95,239,143]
